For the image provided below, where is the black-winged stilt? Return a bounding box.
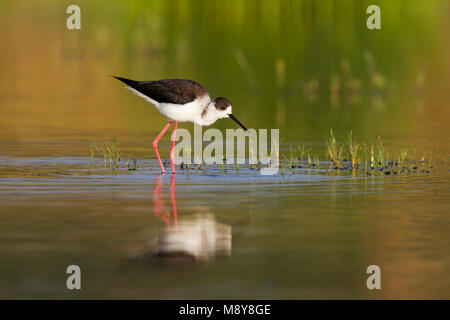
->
[113,77,248,174]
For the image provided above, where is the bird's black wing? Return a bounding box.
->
[113,77,208,104]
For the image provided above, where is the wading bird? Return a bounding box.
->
[113,77,248,174]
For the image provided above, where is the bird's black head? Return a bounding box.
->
[212,97,232,111]
[212,97,247,131]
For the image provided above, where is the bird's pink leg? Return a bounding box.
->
[170,121,178,174]
[153,121,172,174]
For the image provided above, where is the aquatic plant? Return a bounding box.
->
[125,153,137,170]
[429,151,435,169]
[369,143,375,169]
[284,148,296,171]
[289,145,295,165]
[95,137,123,168]
[326,129,343,168]
[345,131,360,168]
[85,130,439,177]
[399,149,408,168]
[89,140,96,167]
[362,143,369,171]
[314,155,320,168]
[297,145,311,161]
[376,137,385,168]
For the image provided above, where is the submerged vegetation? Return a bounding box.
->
[89,138,136,170]
[325,129,343,168]
[279,130,440,176]
[88,131,444,176]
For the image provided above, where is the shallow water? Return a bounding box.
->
[0,153,449,299]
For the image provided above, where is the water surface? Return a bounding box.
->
[0,154,449,299]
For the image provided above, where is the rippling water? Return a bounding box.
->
[0,154,448,299]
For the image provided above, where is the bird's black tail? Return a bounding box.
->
[112,76,140,88]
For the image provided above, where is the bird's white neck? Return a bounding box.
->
[197,102,218,126]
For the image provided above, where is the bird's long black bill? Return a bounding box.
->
[229,114,248,131]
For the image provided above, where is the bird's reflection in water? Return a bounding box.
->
[153,174,177,227]
[155,211,232,263]
[130,175,232,267]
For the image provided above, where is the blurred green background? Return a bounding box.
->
[0,0,449,154]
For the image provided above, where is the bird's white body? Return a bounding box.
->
[126,86,231,126]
